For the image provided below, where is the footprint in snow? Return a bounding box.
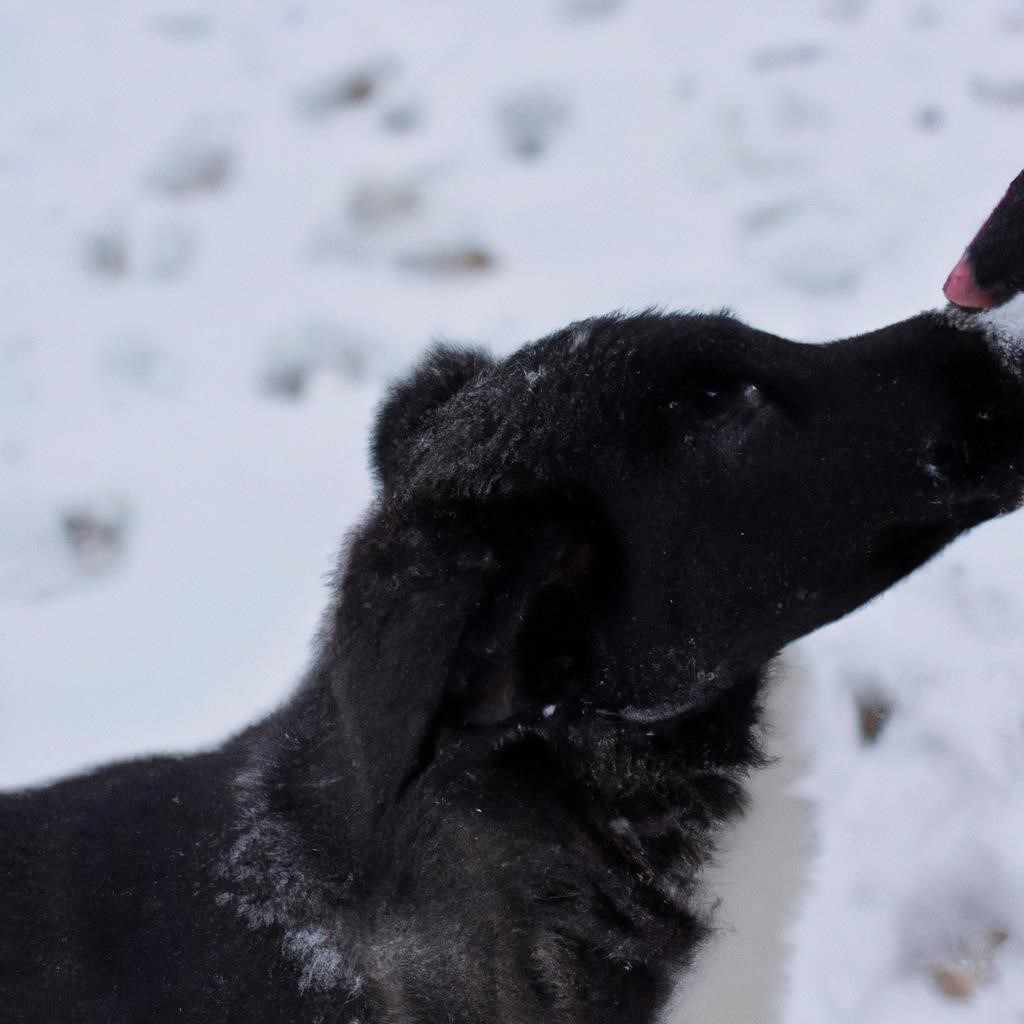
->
[0,491,132,601]
[555,0,625,23]
[147,120,237,198]
[98,335,185,402]
[970,76,1024,109]
[749,43,823,74]
[83,222,196,281]
[494,88,572,161]
[257,321,376,401]
[292,60,398,120]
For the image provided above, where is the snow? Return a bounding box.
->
[2,1,1024,1020]
[789,525,1024,1022]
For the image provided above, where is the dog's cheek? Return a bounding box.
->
[461,668,519,726]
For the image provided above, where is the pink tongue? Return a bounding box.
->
[943,253,995,310]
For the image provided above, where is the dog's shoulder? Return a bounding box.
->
[0,749,242,1009]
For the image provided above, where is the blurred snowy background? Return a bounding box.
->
[2,1,1024,1021]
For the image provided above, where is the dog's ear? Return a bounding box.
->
[443,507,615,729]
[371,344,493,490]
[331,496,616,827]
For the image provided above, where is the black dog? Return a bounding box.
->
[2,308,1023,1023]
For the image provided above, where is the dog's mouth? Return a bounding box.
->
[870,510,1004,583]
[871,519,964,580]
[612,700,697,725]
[566,685,727,733]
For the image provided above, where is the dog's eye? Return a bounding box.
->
[694,385,729,417]
[685,381,764,420]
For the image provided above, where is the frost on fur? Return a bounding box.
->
[944,295,1024,375]
[218,746,363,995]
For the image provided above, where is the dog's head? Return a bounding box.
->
[325,310,1024,827]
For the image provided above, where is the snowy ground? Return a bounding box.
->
[2,1,1024,1020]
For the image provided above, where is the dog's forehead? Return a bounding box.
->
[406,312,784,498]
[530,312,764,378]
[460,312,763,439]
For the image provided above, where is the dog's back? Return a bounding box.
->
[0,750,303,1022]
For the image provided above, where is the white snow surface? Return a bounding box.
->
[2,1,1024,1021]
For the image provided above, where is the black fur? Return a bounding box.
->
[964,168,1024,303]
[3,309,1023,1024]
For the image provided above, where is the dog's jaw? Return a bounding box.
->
[945,294,1024,376]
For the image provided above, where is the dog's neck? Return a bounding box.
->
[214,530,775,1014]
[215,676,369,997]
